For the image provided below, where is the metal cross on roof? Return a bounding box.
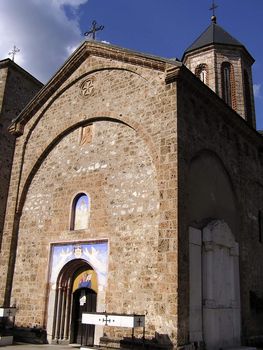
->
[84,20,104,40]
[8,45,20,62]
[209,0,218,17]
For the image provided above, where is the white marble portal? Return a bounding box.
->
[189,227,203,342]
[189,220,241,350]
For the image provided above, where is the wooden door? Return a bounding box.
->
[71,288,97,345]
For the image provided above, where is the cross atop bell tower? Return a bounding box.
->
[209,1,218,23]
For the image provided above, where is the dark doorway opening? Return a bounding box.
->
[71,287,97,345]
[51,259,97,345]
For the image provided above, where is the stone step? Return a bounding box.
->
[0,335,13,346]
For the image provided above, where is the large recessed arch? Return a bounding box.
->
[17,116,159,216]
[188,149,240,237]
[10,117,160,335]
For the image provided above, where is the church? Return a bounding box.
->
[1,13,263,350]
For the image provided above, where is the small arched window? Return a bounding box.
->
[244,69,253,126]
[195,64,208,85]
[71,193,90,230]
[221,62,236,109]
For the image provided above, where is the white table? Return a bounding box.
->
[0,308,16,318]
[82,312,145,328]
[81,312,145,348]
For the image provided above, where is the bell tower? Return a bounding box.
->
[182,15,256,128]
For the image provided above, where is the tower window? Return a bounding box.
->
[71,193,90,230]
[258,210,262,243]
[221,62,236,110]
[195,64,208,85]
[244,70,253,126]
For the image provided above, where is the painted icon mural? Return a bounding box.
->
[49,241,108,291]
[72,269,98,293]
[73,193,90,230]
[79,271,92,288]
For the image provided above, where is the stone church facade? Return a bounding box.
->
[1,18,263,349]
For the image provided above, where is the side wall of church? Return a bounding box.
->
[0,52,180,345]
[176,68,263,344]
[0,61,42,248]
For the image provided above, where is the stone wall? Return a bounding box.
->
[0,60,42,249]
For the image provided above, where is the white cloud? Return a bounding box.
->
[254,83,262,98]
[0,0,88,83]
[52,0,87,5]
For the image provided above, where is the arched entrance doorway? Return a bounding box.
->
[51,259,97,345]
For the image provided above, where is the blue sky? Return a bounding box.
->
[0,0,262,128]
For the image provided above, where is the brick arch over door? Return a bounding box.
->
[51,258,95,343]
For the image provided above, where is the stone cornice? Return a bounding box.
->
[165,66,182,84]
[8,122,24,137]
